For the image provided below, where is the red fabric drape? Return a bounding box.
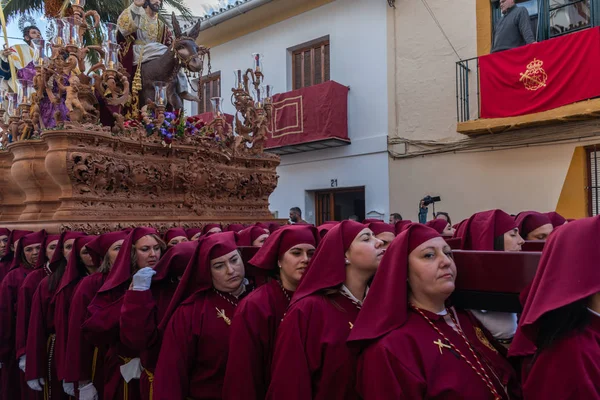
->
[480,27,600,118]
[265,81,349,149]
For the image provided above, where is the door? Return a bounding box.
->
[315,187,366,225]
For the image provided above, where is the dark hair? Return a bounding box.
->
[23,26,40,40]
[533,299,590,362]
[47,259,67,292]
[290,207,302,216]
[493,235,504,251]
[390,213,403,221]
[435,212,452,226]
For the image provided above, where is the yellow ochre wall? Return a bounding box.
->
[556,146,589,219]
[476,0,492,56]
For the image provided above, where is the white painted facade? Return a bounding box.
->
[184,0,390,224]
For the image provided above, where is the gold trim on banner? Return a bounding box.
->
[271,95,304,138]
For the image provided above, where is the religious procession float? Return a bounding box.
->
[0,0,280,233]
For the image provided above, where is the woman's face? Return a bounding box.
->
[63,238,76,260]
[526,224,553,241]
[80,246,95,268]
[279,243,316,288]
[375,232,396,250]
[191,233,203,241]
[211,249,245,293]
[0,235,8,258]
[107,239,124,266]
[167,236,189,247]
[252,233,269,247]
[345,228,385,274]
[408,237,456,304]
[503,228,524,252]
[45,240,58,262]
[442,223,456,236]
[135,235,162,269]
[23,243,42,266]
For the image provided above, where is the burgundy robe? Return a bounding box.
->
[0,266,33,400]
[223,279,292,400]
[16,268,48,359]
[266,293,361,400]
[154,290,239,400]
[0,255,13,283]
[523,312,600,398]
[25,276,69,399]
[119,280,178,400]
[356,308,520,399]
[82,287,140,400]
[64,273,106,398]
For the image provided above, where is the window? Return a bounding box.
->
[197,71,221,114]
[292,40,330,90]
[315,187,365,225]
[588,145,600,216]
[492,0,596,42]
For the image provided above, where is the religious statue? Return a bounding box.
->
[117,0,203,111]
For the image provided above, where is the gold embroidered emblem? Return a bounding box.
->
[216,307,231,326]
[475,327,498,353]
[519,58,548,91]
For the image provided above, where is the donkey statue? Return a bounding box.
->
[141,14,209,110]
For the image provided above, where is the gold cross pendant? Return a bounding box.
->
[349,321,354,330]
[433,339,451,354]
[216,307,231,326]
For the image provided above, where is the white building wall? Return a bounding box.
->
[185,0,391,222]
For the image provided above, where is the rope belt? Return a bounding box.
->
[45,333,56,400]
[91,347,99,382]
[144,368,154,400]
[118,356,132,400]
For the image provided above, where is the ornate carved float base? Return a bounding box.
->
[0,128,282,234]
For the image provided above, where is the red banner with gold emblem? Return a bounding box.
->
[479,27,600,119]
[265,81,349,149]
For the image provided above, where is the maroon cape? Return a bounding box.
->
[523,312,600,398]
[154,290,239,399]
[64,273,107,398]
[0,265,34,399]
[356,308,519,399]
[16,268,48,359]
[266,293,361,400]
[223,279,293,400]
[25,276,68,399]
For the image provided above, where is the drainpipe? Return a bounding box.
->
[200,0,275,30]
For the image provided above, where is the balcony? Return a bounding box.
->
[456,24,600,136]
[264,81,351,155]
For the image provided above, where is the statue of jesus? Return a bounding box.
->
[117,0,198,109]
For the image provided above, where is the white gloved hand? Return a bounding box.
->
[63,381,75,396]
[27,378,45,392]
[18,355,26,372]
[131,267,156,291]
[79,382,99,400]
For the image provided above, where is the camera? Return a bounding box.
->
[421,195,441,207]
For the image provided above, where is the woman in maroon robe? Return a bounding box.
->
[316,222,338,239]
[16,233,59,381]
[266,220,385,400]
[154,232,249,399]
[185,228,203,241]
[162,227,189,248]
[203,223,223,236]
[82,227,164,400]
[512,217,600,397]
[426,218,456,236]
[349,224,520,399]
[514,211,553,241]
[0,230,31,283]
[457,209,524,345]
[25,235,94,400]
[225,224,245,233]
[223,225,319,400]
[53,235,97,396]
[237,226,270,247]
[0,230,45,400]
[367,221,396,249]
[120,240,198,400]
[64,231,128,400]
[544,211,567,228]
[0,228,11,283]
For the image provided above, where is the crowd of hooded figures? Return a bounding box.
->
[0,209,598,400]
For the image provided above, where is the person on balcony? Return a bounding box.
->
[492,0,535,53]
